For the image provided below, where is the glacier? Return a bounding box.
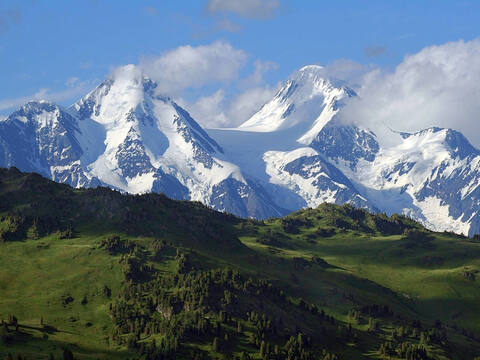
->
[1,64,479,236]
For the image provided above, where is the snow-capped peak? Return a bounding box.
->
[6,100,76,130]
[238,64,356,145]
[2,63,480,236]
[298,64,324,72]
[20,68,280,218]
[19,100,60,116]
[395,127,480,160]
[73,65,156,124]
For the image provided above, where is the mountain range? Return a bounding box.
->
[1,64,479,236]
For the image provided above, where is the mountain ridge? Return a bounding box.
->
[1,64,479,235]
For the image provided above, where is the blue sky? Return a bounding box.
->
[1,0,480,133]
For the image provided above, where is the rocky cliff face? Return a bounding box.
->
[2,64,480,235]
[0,65,286,218]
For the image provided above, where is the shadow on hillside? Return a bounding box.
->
[1,322,132,359]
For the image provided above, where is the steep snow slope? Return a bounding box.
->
[343,127,480,235]
[263,147,372,210]
[239,65,353,137]
[0,101,99,188]
[2,64,480,234]
[237,65,379,166]
[217,65,379,212]
[71,65,227,198]
[216,65,480,235]
[0,65,286,218]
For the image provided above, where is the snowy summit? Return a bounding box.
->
[1,65,480,236]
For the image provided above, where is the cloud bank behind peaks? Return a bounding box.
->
[184,60,280,128]
[341,39,480,147]
[132,41,279,129]
[140,41,247,94]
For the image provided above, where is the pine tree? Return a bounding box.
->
[297,333,305,348]
[259,340,267,358]
[8,315,17,326]
[212,336,220,352]
[367,317,378,332]
[219,310,227,323]
[420,331,428,345]
[63,348,74,360]
[274,344,280,355]
[241,351,250,360]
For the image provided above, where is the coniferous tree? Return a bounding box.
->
[212,336,220,352]
[62,348,74,360]
[259,340,266,358]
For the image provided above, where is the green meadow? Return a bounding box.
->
[0,168,479,359]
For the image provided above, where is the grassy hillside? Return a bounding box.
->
[0,167,479,359]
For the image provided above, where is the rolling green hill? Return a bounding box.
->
[0,167,479,360]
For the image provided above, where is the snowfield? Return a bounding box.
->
[1,64,479,235]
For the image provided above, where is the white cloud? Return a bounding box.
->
[364,46,387,58]
[185,86,277,129]
[79,61,93,70]
[136,41,278,128]
[179,57,279,128]
[227,86,277,126]
[340,39,480,147]
[206,0,279,19]
[185,89,229,128]
[316,59,373,88]
[240,60,279,88]
[140,41,247,94]
[1,40,276,128]
[216,18,242,32]
[65,77,80,87]
[0,80,92,112]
